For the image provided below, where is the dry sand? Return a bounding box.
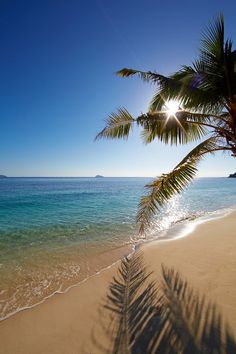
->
[0,211,236,353]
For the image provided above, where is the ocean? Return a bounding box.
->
[0,177,236,320]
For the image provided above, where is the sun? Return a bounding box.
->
[164,100,180,117]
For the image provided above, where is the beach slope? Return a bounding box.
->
[0,211,236,353]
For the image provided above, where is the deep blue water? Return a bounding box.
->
[0,177,236,319]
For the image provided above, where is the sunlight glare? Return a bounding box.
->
[164,100,180,116]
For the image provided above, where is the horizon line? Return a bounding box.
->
[1,175,229,178]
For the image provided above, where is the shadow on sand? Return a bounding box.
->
[85,252,236,354]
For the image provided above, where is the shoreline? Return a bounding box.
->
[0,209,236,353]
[0,205,235,323]
[0,243,133,322]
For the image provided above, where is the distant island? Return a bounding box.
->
[95,175,104,178]
[229,173,236,178]
[0,175,7,179]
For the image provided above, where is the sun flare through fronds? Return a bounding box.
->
[163,99,181,118]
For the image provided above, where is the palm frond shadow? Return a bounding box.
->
[90,252,236,354]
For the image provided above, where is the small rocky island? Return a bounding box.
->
[228,173,236,178]
[0,175,7,179]
[95,175,104,178]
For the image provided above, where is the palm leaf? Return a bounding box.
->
[116,17,230,114]
[138,111,209,145]
[137,160,198,235]
[97,109,212,146]
[150,64,225,114]
[117,66,226,114]
[117,68,186,113]
[137,137,219,234]
[95,108,135,140]
[200,13,224,60]
[117,68,173,86]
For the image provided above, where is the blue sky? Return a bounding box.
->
[0,0,236,177]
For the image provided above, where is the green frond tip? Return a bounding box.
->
[137,161,198,235]
[137,137,220,234]
[116,68,140,77]
[95,108,135,140]
[117,68,172,85]
[200,13,224,58]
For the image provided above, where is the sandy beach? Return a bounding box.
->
[0,211,236,354]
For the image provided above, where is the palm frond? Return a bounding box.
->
[95,108,135,140]
[137,160,198,235]
[176,136,219,166]
[116,68,171,85]
[148,66,195,112]
[137,137,219,234]
[138,111,209,145]
[148,14,231,114]
[197,15,236,105]
[116,62,227,114]
[118,62,225,114]
[117,68,184,112]
[150,64,225,114]
[96,109,217,146]
[200,13,224,60]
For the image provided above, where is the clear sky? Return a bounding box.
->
[1,0,236,177]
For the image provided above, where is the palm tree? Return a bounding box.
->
[96,15,236,234]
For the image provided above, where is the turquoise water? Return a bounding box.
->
[0,177,236,319]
